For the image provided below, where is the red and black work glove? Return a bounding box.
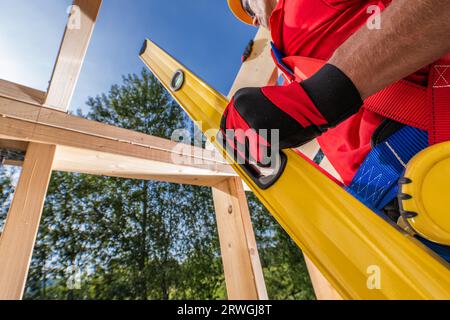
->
[219,64,363,166]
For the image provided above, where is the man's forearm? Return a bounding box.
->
[329,0,450,100]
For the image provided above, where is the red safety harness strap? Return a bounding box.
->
[365,55,450,145]
[430,56,450,144]
[365,81,429,131]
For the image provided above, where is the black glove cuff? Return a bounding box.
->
[300,63,363,127]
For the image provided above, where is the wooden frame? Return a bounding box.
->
[0,1,267,300]
[0,2,336,301]
[0,79,237,186]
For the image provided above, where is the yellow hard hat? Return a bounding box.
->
[399,142,450,246]
[227,0,254,25]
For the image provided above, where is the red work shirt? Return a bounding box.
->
[267,0,408,184]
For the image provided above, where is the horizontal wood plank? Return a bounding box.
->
[0,79,45,105]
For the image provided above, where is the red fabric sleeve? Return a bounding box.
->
[323,0,391,10]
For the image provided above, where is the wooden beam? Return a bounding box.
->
[0,117,236,186]
[0,144,231,189]
[210,28,275,299]
[304,256,343,300]
[2,160,23,167]
[0,79,45,105]
[228,28,278,98]
[0,116,235,186]
[0,81,237,185]
[0,82,226,168]
[0,138,27,167]
[212,178,268,300]
[45,0,102,111]
[53,145,230,187]
[0,139,28,152]
[0,143,56,300]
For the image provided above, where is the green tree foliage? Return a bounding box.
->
[21,69,314,300]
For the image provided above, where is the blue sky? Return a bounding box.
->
[0,0,257,113]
